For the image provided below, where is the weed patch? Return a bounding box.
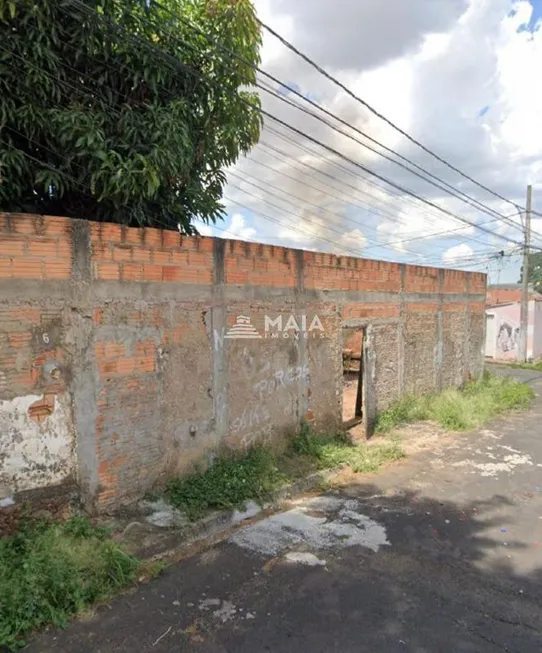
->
[165,446,285,521]
[0,516,138,650]
[509,361,542,371]
[375,372,533,433]
[291,425,404,473]
[165,428,404,522]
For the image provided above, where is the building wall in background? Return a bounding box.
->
[533,302,542,360]
[485,300,542,361]
[486,287,523,306]
[0,213,486,511]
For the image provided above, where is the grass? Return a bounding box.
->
[508,361,542,371]
[0,516,139,651]
[375,371,534,433]
[290,425,404,473]
[163,373,533,525]
[165,427,404,521]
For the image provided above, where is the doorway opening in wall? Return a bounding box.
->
[342,326,364,429]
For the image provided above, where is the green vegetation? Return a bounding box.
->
[165,428,404,521]
[165,446,285,521]
[0,516,138,650]
[509,361,542,371]
[519,251,542,293]
[3,372,530,648]
[1,0,261,230]
[291,425,404,473]
[376,372,533,433]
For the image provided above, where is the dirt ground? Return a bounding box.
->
[342,371,359,422]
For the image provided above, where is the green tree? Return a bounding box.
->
[519,251,542,293]
[0,0,262,232]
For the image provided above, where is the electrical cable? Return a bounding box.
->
[9,0,536,266]
[66,0,536,249]
[257,18,532,213]
[148,0,526,232]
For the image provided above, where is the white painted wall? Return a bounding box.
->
[533,301,542,360]
[485,313,496,358]
[0,393,74,497]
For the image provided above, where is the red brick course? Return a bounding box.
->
[0,213,72,280]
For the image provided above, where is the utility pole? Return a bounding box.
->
[519,184,533,362]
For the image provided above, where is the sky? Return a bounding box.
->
[194,0,542,283]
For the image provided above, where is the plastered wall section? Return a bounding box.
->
[0,213,486,510]
[0,215,74,497]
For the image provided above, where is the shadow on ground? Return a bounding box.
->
[26,478,542,653]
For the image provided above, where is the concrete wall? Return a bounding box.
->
[0,213,487,511]
[533,302,542,360]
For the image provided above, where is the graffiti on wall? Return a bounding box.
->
[496,321,520,354]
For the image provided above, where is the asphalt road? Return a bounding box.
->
[29,366,542,652]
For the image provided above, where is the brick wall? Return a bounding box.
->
[485,286,541,306]
[0,213,486,511]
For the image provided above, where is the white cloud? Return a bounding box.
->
[223,0,542,267]
[334,229,368,256]
[255,0,468,74]
[220,213,257,241]
[442,243,475,264]
[191,220,213,237]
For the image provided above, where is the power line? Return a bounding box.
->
[11,0,538,261]
[256,79,523,232]
[409,249,510,267]
[411,245,523,268]
[148,0,525,233]
[227,167,501,261]
[77,0,535,249]
[226,177,505,267]
[257,18,531,213]
[254,132,509,251]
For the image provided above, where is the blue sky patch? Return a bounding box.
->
[517,0,542,33]
[277,81,301,96]
[277,81,320,105]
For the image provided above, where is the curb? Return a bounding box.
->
[119,466,341,560]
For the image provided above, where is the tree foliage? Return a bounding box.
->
[0,0,262,231]
[519,251,542,293]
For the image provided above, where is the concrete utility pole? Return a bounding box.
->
[519,184,533,363]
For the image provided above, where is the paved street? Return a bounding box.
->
[29,367,542,652]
